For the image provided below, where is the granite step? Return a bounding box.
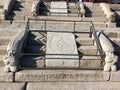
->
[75,33,90,38]
[21,56,45,68]
[0,36,14,45]
[0,45,7,55]
[15,69,109,82]
[80,56,102,69]
[78,46,98,55]
[0,30,17,36]
[0,55,4,67]
[76,38,94,46]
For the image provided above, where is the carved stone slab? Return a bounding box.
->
[50,2,68,16]
[46,32,79,68]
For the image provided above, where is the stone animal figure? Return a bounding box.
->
[3,30,28,72]
[31,0,42,16]
[100,3,115,22]
[97,31,118,72]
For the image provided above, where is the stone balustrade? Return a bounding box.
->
[3,29,28,72]
[100,3,115,22]
[97,31,118,72]
[31,0,42,16]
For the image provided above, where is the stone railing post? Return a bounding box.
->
[31,0,42,16]
[100,3,115,22]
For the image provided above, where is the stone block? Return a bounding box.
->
[106,22,116,28]
[110,71,120,81]
[76,38,94,46]
[27,82,120,90]
[75,33,90,38]
[0,83,26,90]
[82,17,92,21]
[92,17,107,22]
[50,2,68,16]
[46,32,79,68]
[80,56,102,69]
[15,70,109,82]
[46,21,74,32]
[0,45,7,55]
[0,67,14,82]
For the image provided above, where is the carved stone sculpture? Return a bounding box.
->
[100,3,115,22]
[3,29,28,72]
[97,31,118,72]
[79,2,85,17]
[31,0,42,16]
[4,0,16,19]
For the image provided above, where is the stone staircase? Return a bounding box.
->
[75,32,102,70]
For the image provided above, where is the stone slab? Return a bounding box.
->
[50,2,68,16]
[0,67,14,82]
[110,71,120,81]
[46,32,79,68]
[15,70,109,82]
[0,83,26,90]
[27,82,120,90]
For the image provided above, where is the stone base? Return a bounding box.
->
[27,82,120,90]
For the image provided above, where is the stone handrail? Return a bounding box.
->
[79,2,85,17]
[97,31,118,72]
[100,3,115,22]
[31,0,42,16]
[3,29,28,72]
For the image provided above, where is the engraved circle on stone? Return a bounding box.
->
[49,34,71,53]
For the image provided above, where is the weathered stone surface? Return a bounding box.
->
[76,38,94,46]
[46,21,74,32]
[117,32,120,38]
[0,67,13,82]
[75,33,90,38]
[46,32,79,68]
[78,46,97,55]
[0,45,7,55]
[104,31,117,38]
[80,56,102,69]
[0,83,26,90]
[15,70,109,82]
[50,2,68,16]
[110,71,120,81]
[27,82,120,90]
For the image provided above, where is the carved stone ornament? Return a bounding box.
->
[97,31,118,72]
